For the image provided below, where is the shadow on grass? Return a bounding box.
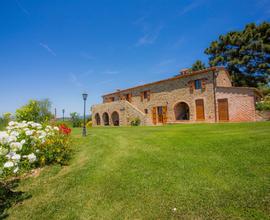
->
[0,180,31,219]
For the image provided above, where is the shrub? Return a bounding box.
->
[15,99,53,123]
[256,100,270,111]
[70,112,82,127]
[0,121,71,180]
[86,121,92,128]
[130,118,141,126]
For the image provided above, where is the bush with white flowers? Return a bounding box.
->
[0,121,70,180]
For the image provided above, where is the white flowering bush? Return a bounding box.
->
[0,121,70,180]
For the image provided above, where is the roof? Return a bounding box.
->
[102,66,229,97]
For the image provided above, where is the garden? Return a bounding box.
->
[1,121,269,219]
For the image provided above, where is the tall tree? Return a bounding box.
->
[191,60,206,71]
[205,22,270,87]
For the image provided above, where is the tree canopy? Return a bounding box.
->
[205,22,270,87]
[191,60,206,71]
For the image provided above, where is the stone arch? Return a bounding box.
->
[95,113,101,125]
[174,102,190,120]
[111,111,120,126]
[102,112,110,126]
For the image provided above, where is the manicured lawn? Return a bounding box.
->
[6,122,270,219]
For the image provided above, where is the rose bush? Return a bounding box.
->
[0,121,71,180]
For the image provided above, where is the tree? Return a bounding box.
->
[16,99,53,123]
[205,22,270,87]
[191,60,206,71]
[70,112,81,127]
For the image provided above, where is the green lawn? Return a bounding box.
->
[6,122,270,219]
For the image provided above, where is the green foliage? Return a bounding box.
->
[130,118,141,126]
[0,113,12,130]
[86,121,92,128]
[191,60,206,71]
[15,99,53,123]
[256,100,270,111]
[70,112,82,128]
[205,22,270,87]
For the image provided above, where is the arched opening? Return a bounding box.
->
[174,102,190,120]
[111,111,120,126]
[95,113,101,125]
[102,112,110,126]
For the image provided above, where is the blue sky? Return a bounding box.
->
[0,0,269,117]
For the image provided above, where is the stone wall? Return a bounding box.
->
[92,68,259,126]
[92,100,146,126]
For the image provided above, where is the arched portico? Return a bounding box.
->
[111,111,120,126]
[102,112,110,126]
[174,102,190,120]
[95,113,101,125]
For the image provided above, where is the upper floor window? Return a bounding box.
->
[125,93,132,102]
[143,91,148,99]
[194,79,202,90]
[141,90,150,101]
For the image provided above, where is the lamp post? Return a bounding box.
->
[82,93,88,137]
[62,109,65,121]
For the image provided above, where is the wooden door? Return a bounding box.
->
[162,106,167,123]
[152,107,157,125]
[195,99,205,121]
[157,106,163,123]
[218,99,229,121]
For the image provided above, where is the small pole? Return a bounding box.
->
[82,93,88,137]
[62,109,65,121]
[54,108,57,120]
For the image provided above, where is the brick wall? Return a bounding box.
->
[216,87,256,122]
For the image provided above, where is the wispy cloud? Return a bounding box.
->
[136,25,163,46]
[179,1,203,15]
[157,59,175,67]
[15,0,30,15]
[69,73,83,88]
[80,52,94,61]
[39,42,56,56]
[134,16,164,46]
[96,79,114,85]
[103,70,120,75]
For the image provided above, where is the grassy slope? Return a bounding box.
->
[7,122,270,219]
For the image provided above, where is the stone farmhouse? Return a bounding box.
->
[91,67,261,126]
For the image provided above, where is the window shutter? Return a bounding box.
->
[202,79,206,91]
[128,93,132,102]
[162,106,167,123]
[147,90,151,101]
[152,107,157,125]
[140,92,144,102]
[188,81,194,93]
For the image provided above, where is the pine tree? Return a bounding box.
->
[205,22,270,87]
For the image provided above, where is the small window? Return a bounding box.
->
[143,91,148,99]
[195,79,202,90]
[144,109,148,114]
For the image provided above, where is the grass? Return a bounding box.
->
[6,122,270,219]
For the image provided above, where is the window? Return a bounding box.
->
[141,90,150,102]
[195,79,202,90]
[109,97,115,102]
[144,109,148,114]
[125,93,132,102]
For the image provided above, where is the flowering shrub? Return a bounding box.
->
[0,121,71,180]
[58,124,72,135]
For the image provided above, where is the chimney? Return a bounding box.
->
[180,68,190,75]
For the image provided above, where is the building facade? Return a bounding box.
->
[91,67,261,126]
